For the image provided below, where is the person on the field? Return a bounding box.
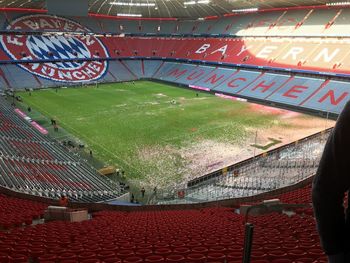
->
[141,187,145,198]
[312,101,350,263]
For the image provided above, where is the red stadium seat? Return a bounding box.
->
[173,247,190,256]
[135,248,153,257]
[38,254,57,262]
[116,250,134,259]
[186,253,206,263]
[207,252,226,262]
[79,251,97,260]
[81,259,101,263]
[166,254,185,262]
[145,255,165,262]
[103,258,122,263]
[191,246,208,255]
[124,256,143,263]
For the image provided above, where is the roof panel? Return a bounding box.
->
[0,0,332,19]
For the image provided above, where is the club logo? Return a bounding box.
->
[0,15,109,83]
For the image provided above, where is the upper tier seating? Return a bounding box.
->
[101,37,350,75]
[0,97,124,202]
[1,35,349,75]
[4,8,350,37]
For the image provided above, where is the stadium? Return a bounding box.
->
[0,0,348,261]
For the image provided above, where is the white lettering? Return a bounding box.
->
[7,36,23,46]
[210,45,228,55]
[195,44,210,54]
[41,66,55,77]
[63,22,74,31]
[282,47,304,60]
[237,45,252,56]
[58,70,73,80]
[39,19,54,29]
[83,67,96,77]
[72,71,85,80]
[51,19,61,29]
[256,46,278,59]
[88,62,101,72]
[313,48,340,63]
[23,21,39,30]
[80,35,95,46]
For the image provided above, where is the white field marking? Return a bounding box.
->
[145,112,157,116]
[112,104,127,108]
[155,93,167,97]
[114,89,128,92]
[144,101,160,105]
[26,100,141,172]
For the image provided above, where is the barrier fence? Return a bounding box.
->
[153,128,332,204]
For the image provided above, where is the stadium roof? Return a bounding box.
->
[0,0,338,19]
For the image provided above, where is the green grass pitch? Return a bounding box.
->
[19,81,280,189]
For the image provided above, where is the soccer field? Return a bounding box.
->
[18,81,332,189]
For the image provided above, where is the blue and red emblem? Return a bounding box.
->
[0,15,109,83]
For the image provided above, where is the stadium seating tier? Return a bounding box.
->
[0,97,124,203]
[0,184,326,263]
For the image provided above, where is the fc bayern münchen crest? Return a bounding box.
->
[0,15,109,83]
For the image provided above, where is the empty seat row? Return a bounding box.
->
[0,188,325,262]
[2,8,350,37]
[0,97,124,202]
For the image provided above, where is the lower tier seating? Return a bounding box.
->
[0,183,325,263]
[0,97,124,203]
[0,194,46,230]
[1,59,349,115]
[155,61,350,115]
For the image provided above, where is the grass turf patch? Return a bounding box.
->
[18,81,278,189]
